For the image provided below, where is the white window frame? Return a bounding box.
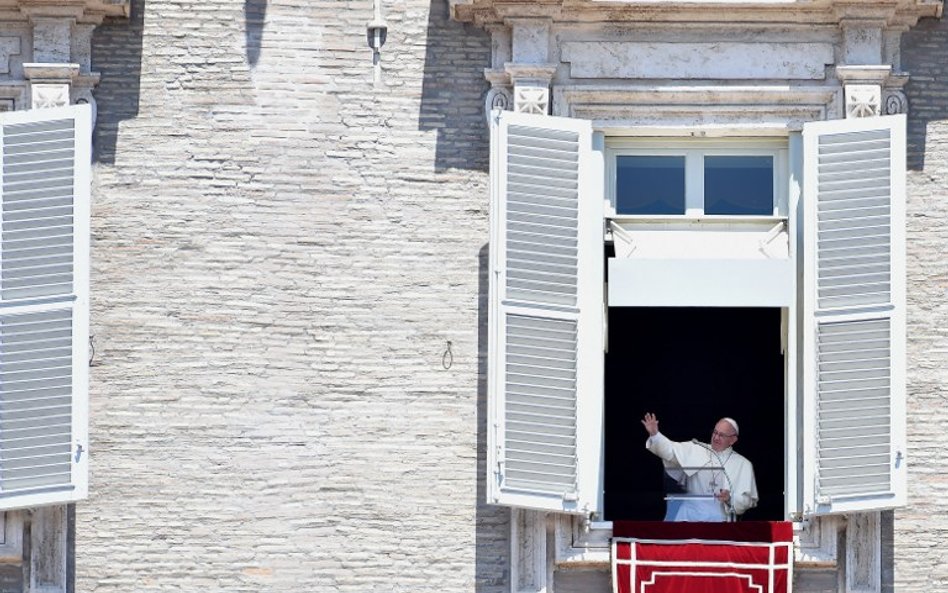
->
[605,139,790,219]
[490,113,906,538]
[603,134,799,523]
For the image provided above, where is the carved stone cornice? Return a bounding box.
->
[449,0,942,27]
[554,84,842,130]
[836,64,893,83]
[0,1,128,23]
[505,63,557,82]
[22,60,78,80]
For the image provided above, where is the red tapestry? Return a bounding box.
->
[612,522,793,593]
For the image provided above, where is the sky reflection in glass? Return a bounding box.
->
[616,156,685,215]
[704,156,774,215]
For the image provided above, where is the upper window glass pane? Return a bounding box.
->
[616,156,685,215]
[704,156,774,215]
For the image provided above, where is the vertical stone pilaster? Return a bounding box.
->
[487,23,512,70]
[504,18,556,115]
[18,8,106,119]
[483,25,512,118]
[846,511,882,593]
[840,19,885,65]
[511,508,549,593]
[509,18,550,64]
[31,17,73,64]
[30,506,67,593]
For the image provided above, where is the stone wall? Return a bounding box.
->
[83,1,507,591]
[895,15,948,593]
[65,1,948,592]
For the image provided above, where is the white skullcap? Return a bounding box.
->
[721,417,740,435]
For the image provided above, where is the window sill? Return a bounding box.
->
[610,214,788,224]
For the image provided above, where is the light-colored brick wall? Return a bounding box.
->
[895,15,948,593]
[75,1,946,592]
[83,1,508,591]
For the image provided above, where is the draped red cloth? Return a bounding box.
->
[612,522,793,593]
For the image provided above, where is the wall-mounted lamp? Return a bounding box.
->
[367,0,388,85]
[367,19,387,54]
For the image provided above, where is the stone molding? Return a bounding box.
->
[796,515,840,567]
[483,67,512,117]
[562,41,835,80]
[835,65,894,118]
[0,512,23,563]
[463,2,934,119]
[22,60,78,80]
[554,85,841,132]
[0,34,19,73]
[0,2,125,111]
[450,0,943,27]
[23,61,76,108]
[3,1,129,21]
[835,64,893,84]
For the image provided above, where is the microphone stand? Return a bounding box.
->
[691,439,737,522]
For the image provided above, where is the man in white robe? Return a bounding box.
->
[641,413,758,522]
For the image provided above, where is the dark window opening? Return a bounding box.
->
[603,307,785,521]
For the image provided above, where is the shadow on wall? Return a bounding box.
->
[477,243,511,593]
[91,0,145,165]
[245,0,267,67]
[901,16,948,171]
[419,0,492,172]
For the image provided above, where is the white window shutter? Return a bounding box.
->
[0,105,90,510]
[801,114,906,515]
[487,110,604,514]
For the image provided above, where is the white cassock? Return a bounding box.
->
[646,432,759,522]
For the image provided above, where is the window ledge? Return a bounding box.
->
[610,214,788,224]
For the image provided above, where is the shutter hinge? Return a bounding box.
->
[75,443,84,462]
[493,422,503,480]
[895,450,904,469]
[562,491,579,502]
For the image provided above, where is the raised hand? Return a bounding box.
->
[641,412,659,436]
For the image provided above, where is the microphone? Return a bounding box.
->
[691,439,736,518]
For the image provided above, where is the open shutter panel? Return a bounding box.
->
[801,114,906,515]
[0,105,90,510]
[487,110,604,514]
